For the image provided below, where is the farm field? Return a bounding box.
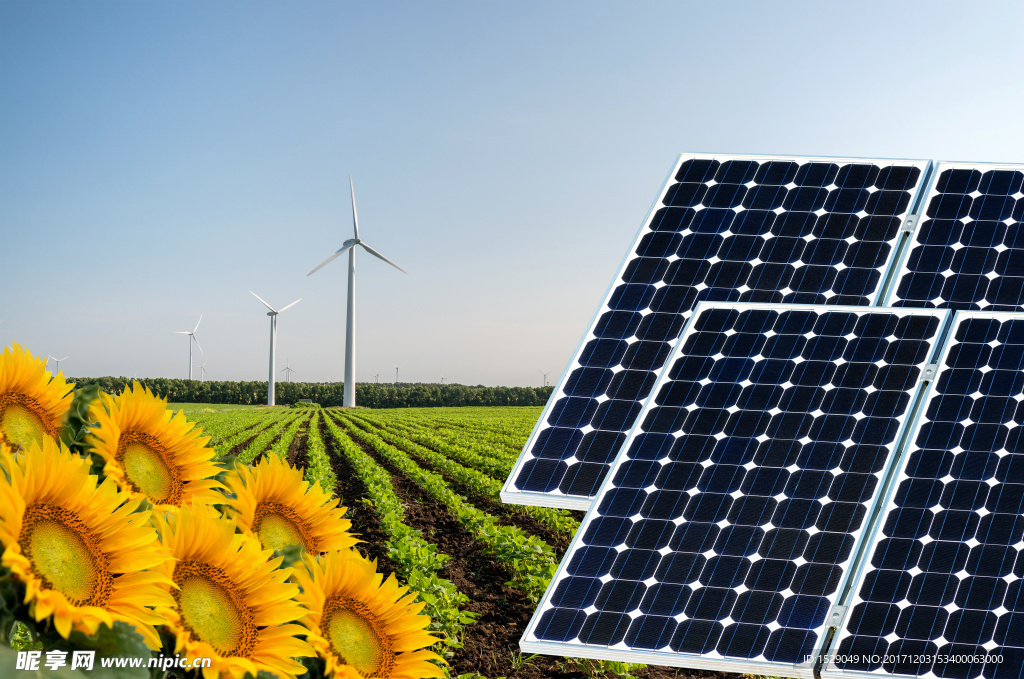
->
[187,404,733,679]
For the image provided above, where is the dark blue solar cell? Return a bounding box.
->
[621,256,669,284]
[534,608,588,642]
[640,584,691,616]
[675,159,720,183]
[578,611,631,646]
[515,458,568,492]
[624,615,677,649]
[577,430,628,464]
[559,463,610,497]
[547,396,598,428]
[662,182,708,207]
[754,161,799,185]
[716,159,760,184]
[596,578,647,610]
[670,619,723,653]
[795,162,839,187]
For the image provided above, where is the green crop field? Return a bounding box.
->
[186,405,705,679]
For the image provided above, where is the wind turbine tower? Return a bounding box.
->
[539,370,551,387]
[394,364,401,384]
[48,356,69,374]
[307,176,406,408]
[250,292,300,406]
[174,316,203,380]
[282,359,296,383]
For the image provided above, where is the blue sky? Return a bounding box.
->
[2,1,1022,386]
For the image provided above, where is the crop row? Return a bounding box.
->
[346,413,579,536]
[318,415,474,662]
[235,412,305,464]
[331,412,558,602]
[302,412,336,492]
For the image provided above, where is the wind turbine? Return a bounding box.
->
[282,359,296,383]
[440,374,445,385]
[249,292,301,406]
[373,372,380,384]
[394,364,401,384]
[48,356,69,373]
[307,176,406,408]
[194,361,208,382]
[173,316,203,380]
[539,369,551,387]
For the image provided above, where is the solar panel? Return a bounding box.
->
[502,154,932,510]
[887,162,1024,311]
[521,302,949,676]
[824,311,1024,679]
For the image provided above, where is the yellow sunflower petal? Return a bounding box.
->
[86,382,223,512]
[154,502,314,679]
[0,437,171,649]
[223,453,358,555]
[0,343,74,453]
[294,549,445,679]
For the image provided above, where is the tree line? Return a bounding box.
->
[66,377,556,408]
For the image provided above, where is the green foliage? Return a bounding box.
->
[272,543,305,570]
[59,383,103,456]
[336,414,558,603]
[68,376,554,409]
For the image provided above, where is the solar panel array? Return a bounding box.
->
[509,156,1024,679]
[522,304,947,676]
[825,312,1024,679]
[502,154,930,509]
[889,162,1024,311]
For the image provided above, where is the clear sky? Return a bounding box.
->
[2,1,1022,386]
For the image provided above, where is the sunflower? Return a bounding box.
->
[0,437,174,649]
[0,343,74,453]
[293,549,444,679]
[87,382,223,511]
[154,502,314,679]
[223,454,357,556]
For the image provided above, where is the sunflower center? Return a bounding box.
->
[0,393,57,452]
[115,431,183,506]
[18,504,113,607]
[322,596,395,678]
[172,560,257,658]
[252,502,317,553]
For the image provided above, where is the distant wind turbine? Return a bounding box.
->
[282,359,296,383]
[440,374,445,385]
[48,356,69,373]
[173,316,203,380]
[539,369,551,387]
[394,364,402,384]
[307,176,406,408]
[193,361,208,382]
[373,372,380,384]
[249,291,301,406]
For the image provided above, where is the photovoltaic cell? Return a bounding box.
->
[889,162,1024,311]
[826,312,1024,679]
[521,303,947,676]
[502,155,931,510]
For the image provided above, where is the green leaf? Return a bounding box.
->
[55,621,151,679]
[271,543,305,570]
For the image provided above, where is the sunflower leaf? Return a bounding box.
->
[272,543,305,569]
[56,621,150,679]
[60,384,104,457]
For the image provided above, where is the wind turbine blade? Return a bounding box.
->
[359,243,407,273]
[59,356,68,362]
[249,290,276,312]
[278,298,302,313]
[173,331,191,335]
[193,315,203,333]
[350,175,359,240]
[307,243,356,276]
[192,335,204,355]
